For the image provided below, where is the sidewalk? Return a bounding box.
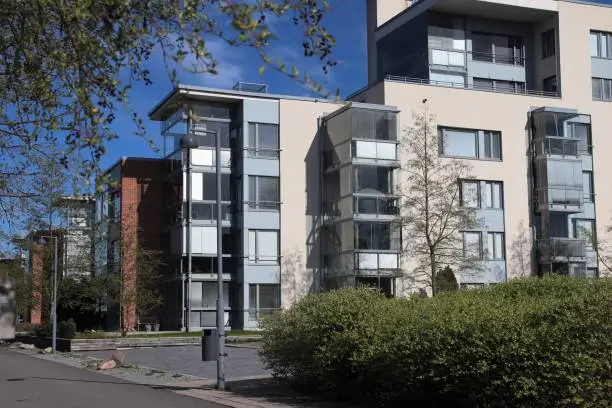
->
[7,345,350,408]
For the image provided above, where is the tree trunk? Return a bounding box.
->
[430,250,437,296]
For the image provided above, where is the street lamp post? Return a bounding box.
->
[39,235,58,353]
[180,127,225,390]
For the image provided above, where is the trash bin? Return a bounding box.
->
[201,329,218,361]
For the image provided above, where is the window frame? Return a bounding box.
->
[485,181,504,209]
[439,126,502,160]
[248,175,280,210]
[582,171,594,202]
[590,30,612,59]
[459,180,481,208]
[462,231,483,260]
[592,77,612,101]
[248,229,280,264]
[247,122,280,158]
[248,283,281,321]
[487,232,505,260]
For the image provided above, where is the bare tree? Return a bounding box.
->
[399,107,480,296]
[509,221,533,278]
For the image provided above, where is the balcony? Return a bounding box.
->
[535,187,583,213]
[537,238,586,263]
[384,75,558,98]
[190,201,233,222]
[534,137,580,157]
[354,251,401,276]
[430,49,526,69]
[354,196,399,217]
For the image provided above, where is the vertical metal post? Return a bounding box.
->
[52,237,58,353]
[186,147,192,332]
[215,129,226,390]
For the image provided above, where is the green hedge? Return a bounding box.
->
[260,277,612,407]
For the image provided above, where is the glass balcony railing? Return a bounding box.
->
[537,238,586,261]
[536,187,583,212]
[354,196,399,216]
[354,251,401,275]
[535,136,580,156]
[189,201,233,221]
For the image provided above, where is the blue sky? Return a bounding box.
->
[101,2,368,169]
[102,0,612,170]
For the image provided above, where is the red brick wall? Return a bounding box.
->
[119,159,165,331]
[29,243,44,325]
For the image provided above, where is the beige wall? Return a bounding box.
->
[278,99,344,306]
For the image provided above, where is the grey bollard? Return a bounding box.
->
[201,328,218,361]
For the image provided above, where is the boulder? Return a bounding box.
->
[97,359,117,370]
[19,343,36,350]
[39,347,52,354]
[111,350,126,366]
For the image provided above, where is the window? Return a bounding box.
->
[583,171,594,202]
[568,122,592,154]
[192,120,231,148]
[472,32,523,65]
[590,31,612,59]
[248,176,280,210]
[460,180,480,208]
[190,281,229,309]
[195,173,231,201]
[354,166,392,195]
[440,127,502,160]
[249,284,280,321]
[487,232,505,260]
[430,72,466,87]
[473,78,525,94]
[440,128,478,157]
[483,131,502,159]
[541,29,556,59]
[462,231,482,260]
[247,123,279,158]
[592,77,612,101]
[248,230,279,264]
[485,181,503,209]
[543,75,558,94]
[574,219,596,250]
[355,222,396,250]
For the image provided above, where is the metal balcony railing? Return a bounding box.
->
[248,308,280,321]
[537,238,586,261]
[430,48,526,68]
[244,147,280,159]
[247,201,281,211]
[535,136,580,156]
[384,75,559,97]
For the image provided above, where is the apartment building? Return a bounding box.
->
[353,0,612,287]
[100,0,612,330]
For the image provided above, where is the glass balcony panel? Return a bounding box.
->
[539,238,586,260]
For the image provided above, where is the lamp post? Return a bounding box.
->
[180,127,225,390]
[38,235,58,353]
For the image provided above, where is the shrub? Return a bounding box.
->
[34,318,77,339]
[434,265,458,293]
[260,277,612,407]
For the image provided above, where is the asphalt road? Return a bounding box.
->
[80,345,268,379]
[0,348,227,408]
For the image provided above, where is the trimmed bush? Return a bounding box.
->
[260,277,612,407]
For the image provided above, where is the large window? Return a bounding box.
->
[192,120,231,148]
[249,284,280,321]
[460,180,480,208]
[573,219,596,249]
[590,31,612,59]
[190,281,230,309]
[248,230,279,264]
[487,232,505,260]
[247,123,279,158]
[462,231,483,260]
[440,127,501,160]
[354,166,392,195]
[192,173,231,201]
[355,222,396,250]
[541,29,556,59]
[248,176,280,210]
[592,77,612,101]
[472,32,523,65]
[485,181,503,209]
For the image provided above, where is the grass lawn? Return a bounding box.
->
[74,329,262,340]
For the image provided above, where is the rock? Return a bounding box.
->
[19,343,36,350]
[40,347,52,354]
[111,350,125,366]
[97,359,117,370]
